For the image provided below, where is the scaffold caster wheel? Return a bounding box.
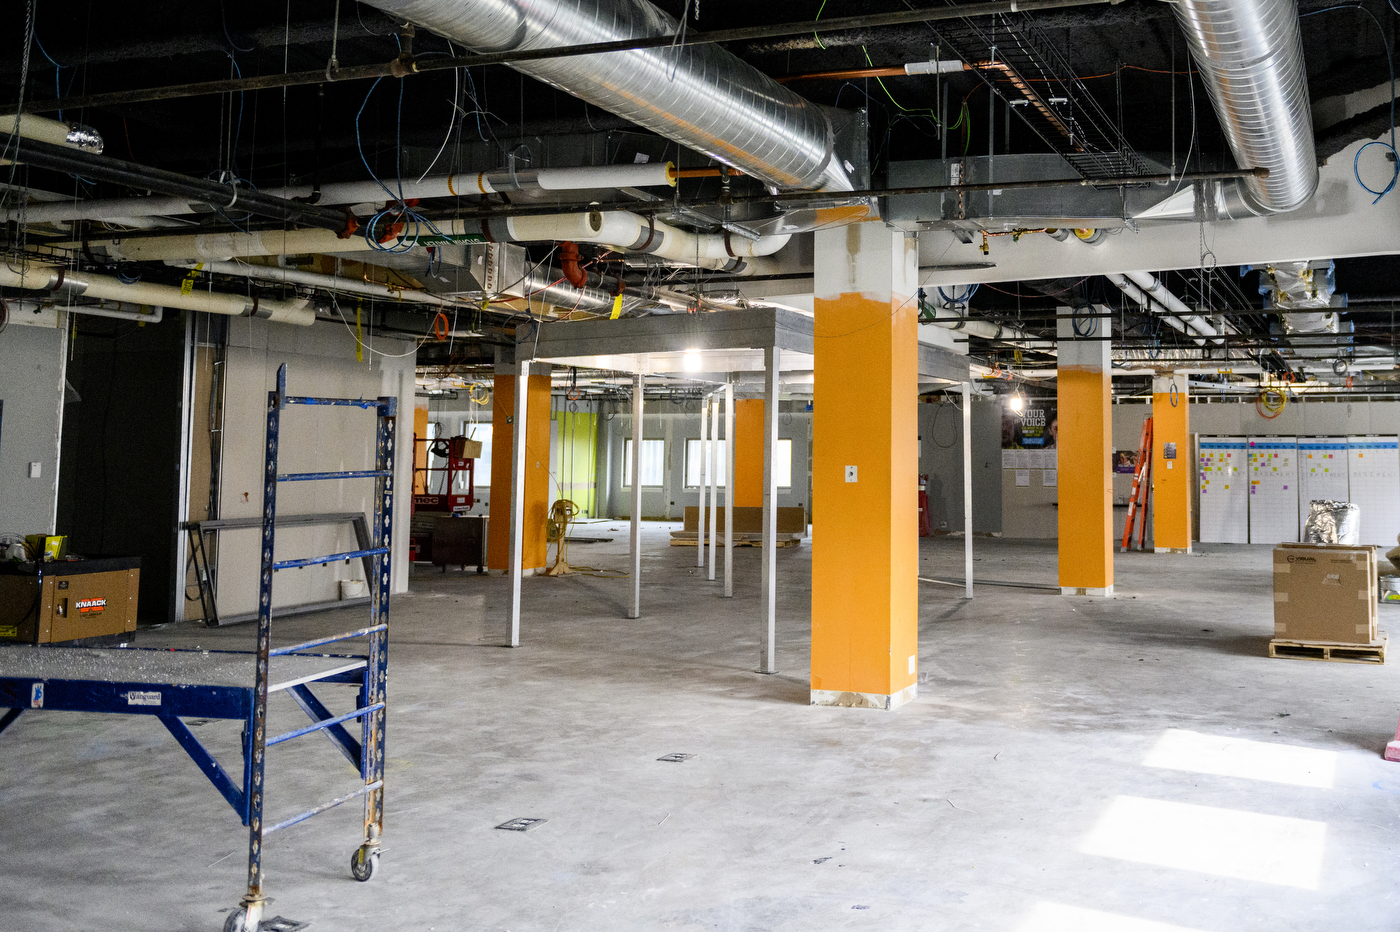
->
[223,908,257,932]
[350,846,379,882]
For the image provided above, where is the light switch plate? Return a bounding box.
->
[28,462,41,478]
[845,465,858,483]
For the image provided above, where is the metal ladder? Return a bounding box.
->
[1121,416,1153,552]
[226,363,396,932]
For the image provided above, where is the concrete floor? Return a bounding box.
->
[3,525,1400,931]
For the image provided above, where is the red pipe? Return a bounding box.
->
[560,241,587,289]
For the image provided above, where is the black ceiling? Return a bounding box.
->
[4,0,1400,367]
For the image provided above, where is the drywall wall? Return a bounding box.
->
[918,397,1002,535]
[211,319,415,620]
[992,397,1400,542]
[0,319,66,537]
[601,400,812,521]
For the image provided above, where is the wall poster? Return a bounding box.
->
[1002,401,1057,450]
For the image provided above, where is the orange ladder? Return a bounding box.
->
[1121,417,1153,552]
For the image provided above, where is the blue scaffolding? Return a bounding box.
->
[0,364,395,932]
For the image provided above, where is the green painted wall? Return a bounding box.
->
[555,411,598,517]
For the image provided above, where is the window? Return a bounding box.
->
[622,439,666,487]
[462,422,492,487]
[685,439,728,487]
[685,439,792,488]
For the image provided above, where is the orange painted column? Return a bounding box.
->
[487,366,551,571]
[810,222,919,710]
[731,399,765,507]
[1056,307,1114,595]
[413,403,429,493]
[1152,373,1192,552]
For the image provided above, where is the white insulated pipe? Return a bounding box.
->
[1106,273,1199,342]
[1119,270,1222,342]
[97,227,366,262]
[919,301,1055,351]
[165,259,460,308]
[903,60,968,75]
[91,210,789,274]
[3,114,104,157]
[0,263,315,325]
[489,211,790,270]
[10,162,679,226]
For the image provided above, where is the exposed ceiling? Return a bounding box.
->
[3,0,1400,392]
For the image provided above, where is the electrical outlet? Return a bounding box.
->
[27,462,41,479]
[845,465,858,483]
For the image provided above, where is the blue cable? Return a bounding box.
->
[354,72,451,253]
[938,283,979,305]
[34,35,66,122]
[226,56,246,179]
[1304,5,1396,203]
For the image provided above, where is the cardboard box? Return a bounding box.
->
[1273,543,1378,644]
[449,437,483,459]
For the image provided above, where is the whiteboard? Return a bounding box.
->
[1198,436,1249,543]
[1297,437,1349,529]
[1247,437,1298,544]
[1347,436,1400,547]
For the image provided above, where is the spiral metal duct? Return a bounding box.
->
[361,0,850,191]
[1169,0,1318,213]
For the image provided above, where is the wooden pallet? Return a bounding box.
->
[1268,635,1387,664]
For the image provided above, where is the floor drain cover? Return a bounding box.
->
[657,753,695,763]
[496,817,547,832]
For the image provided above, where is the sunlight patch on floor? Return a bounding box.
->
[1143,729,1336,788]
[1020,901,1212,932]
[1079,796,1326,888]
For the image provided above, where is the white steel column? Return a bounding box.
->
[759,346,781,673]
[708,393,719,580]
[629,372,644,619]
[697,395,708,568]
[723,382,735,598]
[507,360,530,646]
[962,381,974,599]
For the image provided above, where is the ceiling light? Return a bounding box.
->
[683,348,702,372]
[1009,393,1025,413]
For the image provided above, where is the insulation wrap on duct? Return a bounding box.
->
[1303,500,1361,545]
